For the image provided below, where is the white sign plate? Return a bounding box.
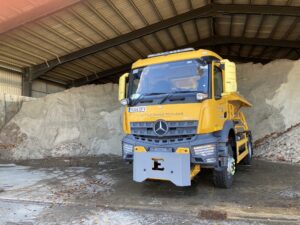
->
[128,106,146,113]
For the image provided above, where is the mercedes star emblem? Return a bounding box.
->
[153,120,168,136]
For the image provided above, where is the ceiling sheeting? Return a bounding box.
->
[0,0,299,87]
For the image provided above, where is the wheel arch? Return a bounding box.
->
[219,120,235,142]
[219,120,237,160]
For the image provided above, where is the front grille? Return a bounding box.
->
[133,134,195,144]
[131,120,198,143]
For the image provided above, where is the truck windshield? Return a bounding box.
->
[129,59,209,100]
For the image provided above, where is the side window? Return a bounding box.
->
[214,66,223,99]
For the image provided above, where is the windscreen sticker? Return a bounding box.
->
[128,106,146,113]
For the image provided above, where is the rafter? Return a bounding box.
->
[193,36,300,49]
[70,63,131,87]
[247,14,265,57]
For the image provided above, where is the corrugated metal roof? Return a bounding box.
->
[0,0,299,86]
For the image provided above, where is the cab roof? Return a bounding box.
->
[132,49,222,69]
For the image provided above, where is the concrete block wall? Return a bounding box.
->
[32,80,66,98]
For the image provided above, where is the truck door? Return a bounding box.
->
[212,62,227,131]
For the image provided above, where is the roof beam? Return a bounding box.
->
[223,55,272,64]
[193,36,300,49]
[0,64,23,74]
[30,3,300,80]
[39,77,69,86]
[70,63,131,87]
[69,36,300,87]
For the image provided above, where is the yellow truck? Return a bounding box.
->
[118,48,252,188]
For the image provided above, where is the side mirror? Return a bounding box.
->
[220,59,237,94]
[119,73,129,102]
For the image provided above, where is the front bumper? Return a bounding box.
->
[122,134,228,169]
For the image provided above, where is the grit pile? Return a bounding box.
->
[237,59,300,164]
[0,84,123,160]
[237,59,300,140]
[0,94,32,130]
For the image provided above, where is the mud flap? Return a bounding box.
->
[133,152,191,186]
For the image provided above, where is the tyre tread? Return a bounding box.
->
[213,145,234,189]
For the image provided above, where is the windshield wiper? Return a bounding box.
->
[158,91,200,104]
[145,92,166,96]
[171,90,199,94]
[158,93,171,104]
[131,92,166,105]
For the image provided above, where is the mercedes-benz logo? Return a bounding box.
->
[153,120,168,136]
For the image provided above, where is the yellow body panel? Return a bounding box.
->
[190,165,201,179]
[221,59,237,93]
[176,148,190,154]
[134,146,147,152]
[124,96,250,136]
[236,137,250,163]
[124,100,229,135]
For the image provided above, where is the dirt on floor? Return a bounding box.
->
[0,156,299,224]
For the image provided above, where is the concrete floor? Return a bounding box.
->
[0,156,299,225]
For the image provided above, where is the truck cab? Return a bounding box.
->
[118,48,252,188]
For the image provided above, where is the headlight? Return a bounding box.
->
[193,144,216,157]
[123,143,133,154]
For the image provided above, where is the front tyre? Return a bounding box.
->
[213,145,235,188]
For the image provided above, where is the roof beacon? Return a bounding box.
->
[147,48,195,58]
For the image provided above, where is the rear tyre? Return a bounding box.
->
[242,137,253,165]
[213,145,235,189]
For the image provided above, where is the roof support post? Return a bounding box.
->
[22,68,32,97]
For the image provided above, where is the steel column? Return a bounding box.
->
[22,68,32,97]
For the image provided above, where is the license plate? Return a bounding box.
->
[128,106,146,113]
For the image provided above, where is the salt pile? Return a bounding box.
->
[0,84,123,160]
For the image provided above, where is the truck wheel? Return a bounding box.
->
[242,139,253,165]
[213,145,235,188]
